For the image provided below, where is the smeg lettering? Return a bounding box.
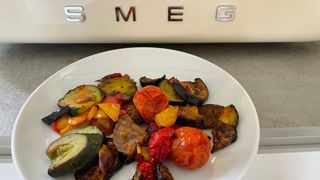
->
[64,5,236,23]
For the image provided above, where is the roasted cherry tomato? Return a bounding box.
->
[148,127,175,163]
[133,86,169,122]
[170,127,211,169]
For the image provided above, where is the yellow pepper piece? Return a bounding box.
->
[59,125,74,136]
[94,107,108,119]
[68,109,90,125]
[98,103,121,122]
[55,115,70,131]
[87,106,98,121]
[155,105,179,127]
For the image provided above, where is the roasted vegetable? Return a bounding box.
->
[58,85,105,116]
[97,73,137,97]
[113,115,147,157]
[199,104,239,128]
[211,121,238,152]
[90,117,115,136]
[41,106,70,125]
[148,127,175,163]
[65,126,103,137]
[155,105,179,127]
[123,102,143,125]
[75,163,104,180]
[219,105,239,127]
[139,75,166,87]
[132,162,173,180]
[159,79,186,105]
[155,164,174,180]
[52,115,92,135]
[176,106,203,128]
[170,127,211,169]
[198,104,222,129]
[99,141,125,179]
[98,103,121,122]
[46,133,103,177]
[133,85,169,122]
[170,77,209,106]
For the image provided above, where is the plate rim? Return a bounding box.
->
[12,47,260,180]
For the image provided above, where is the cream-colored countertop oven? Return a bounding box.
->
[1,0,320,43]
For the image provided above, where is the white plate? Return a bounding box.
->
[12,47,259,180]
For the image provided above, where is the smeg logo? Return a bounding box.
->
[64,5,236,23]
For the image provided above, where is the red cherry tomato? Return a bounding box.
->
[133,86,169,123]
[170,127,211,169]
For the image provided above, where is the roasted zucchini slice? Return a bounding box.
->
[159,79,186,106]
[65,126,103,137]
[211,121,237,152]
[46,133,103,177]
[58,85,105,116]
[170,77,209,106]
[139,75,166,87]
[97,74,137,97]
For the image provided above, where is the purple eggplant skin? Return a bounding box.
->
[75,140,126,180]
[171,78,209,106]
[156,164,174,180]
[139,75,166,87]
[211,121,238,153]
[41,106,70,125]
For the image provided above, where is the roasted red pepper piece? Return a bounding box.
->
[138,161,155,180]
[148,127,175,163]
[102,96,122,106]
[50,121,60,134]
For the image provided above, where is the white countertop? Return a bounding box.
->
[2,151,320,180]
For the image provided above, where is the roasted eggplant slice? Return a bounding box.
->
[199,104,239,128]
[139,75,166,87]
[170,77,209,106]
[97,73,137,97]
[58,85,105,116]
[112,115,147,158]
[75,139,126,180]
[75,163,104,180]
[156,164,174,180]
[41,106,70,125]
[46,133,103,177]
[211,121,237,152]
[123,102,143,125]
[198,104,223,129]
[176,106,203,128]
[159,79,186,106]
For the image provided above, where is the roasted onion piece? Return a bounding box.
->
[112,115,147,158]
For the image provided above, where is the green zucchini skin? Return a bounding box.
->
[58,85,105,116]
[65,126,103,137]
[46,134,103,177]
